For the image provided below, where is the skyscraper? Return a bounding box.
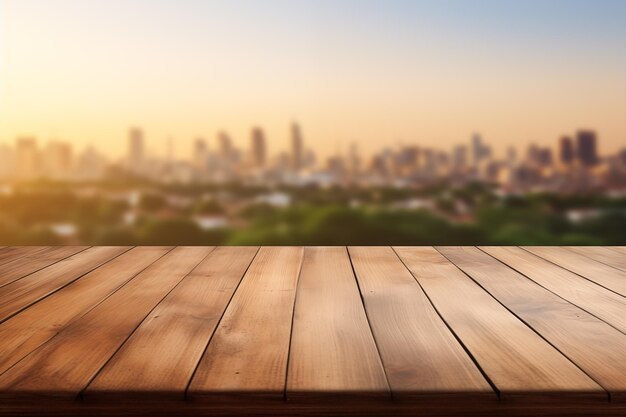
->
[576,130,598,166]
[291,122,303,171]
[217,131,233,159]
[559,136,575,165]
[128,127,144,168]
[250,127,266,168]
[16,137,39,179]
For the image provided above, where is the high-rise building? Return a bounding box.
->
[217,131,233,159]
[576,130,598,166]
[559,136,575,165]
[471,133,490,166]
[16,137,39,179]
[452,145,468,169]
[193,138,208,169]
[128,127,144,168]
[291,122,303,171]
[250,127,266,168]
[44,141,73,178]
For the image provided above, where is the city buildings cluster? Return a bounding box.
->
[1,123,626,192]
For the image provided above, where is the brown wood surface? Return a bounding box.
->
[0,247,49,267]
[0,246,624,416]
[566,246,626,273]
[287,247,390,400]
[85,246,258,399]
[442,246,626,401]
[524,246,626,296]
[349,246,493,400]
[481,246,626,333]
[0,246,88,288]
[0,247,212,399]
[188,246,303,401]
[0,246,171,376]
[0,247,128,322]
[395,246,604,401]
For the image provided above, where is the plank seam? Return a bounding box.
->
[0,247,133,326]
[0,246,92,290]
[0,247,49,270]
[283,246,307,402]
[477,247,626,336]
[563,247,626,274]
[391,247,500,400]
[77,246,218,401]
[345,246,402,400]
[183,246,262,401]
[0,247,176,379]
[435,247,611,402]
[520,247,625,299]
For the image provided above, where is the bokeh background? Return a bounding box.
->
[1,0,625,245]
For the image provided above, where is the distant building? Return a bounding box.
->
[291,122,303,171]
[471,133,491,166]
[453,145,468,169]
[559,136,575,165]
[576,130,598,166]
[44,141,73,179]
[217,131,233,158]
[250,127,267,168]
[192,137,208,172]
[16,137,39,179]
[128,127,144,169]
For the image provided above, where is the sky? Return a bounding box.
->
[1,0,625,160]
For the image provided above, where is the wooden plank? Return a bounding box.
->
[481,246,626,333]
[0,246,213,399]
[286,247,390,401]
[566,247,626,273]
[84,246,258,400]
[0,246,129,323]
[524,247,626,296]
[0,247,49,267]
[442,247,626,402]
[394,246,604,402]
[188,246,304,401]
[348,246,493,400]
[0,246,172,376]
[0,246,88,288]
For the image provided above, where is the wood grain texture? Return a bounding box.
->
[0,246,88,288]
[85,246,258,399]
[188,246,304,401]
[395,246,604,401]
[442,246,626,401]
[0,247,212,399]
[0,247,128,323]
[0,246,171,376]
[566,247,626,273]
[0,245,623,416]
[349,246,493,400]
[481,246,626,333]
[287,247,390,401]
[524,246,626,296]
[0,247,49,268]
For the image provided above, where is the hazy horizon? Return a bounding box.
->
[1,0,625,159]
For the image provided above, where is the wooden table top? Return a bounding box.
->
[0,246,624,416]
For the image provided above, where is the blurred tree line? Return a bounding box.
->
[0,181,625,246]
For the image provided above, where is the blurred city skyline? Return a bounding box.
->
[1,0,625,158]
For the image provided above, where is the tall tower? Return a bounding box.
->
[576,130,598,166]
[250,127,266,168]
[16,137,39,179]
[217,131,233,159]
[193,137,208,170]
[559,136,575,165]
[291,122,303,171]
[128,127,144,168]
